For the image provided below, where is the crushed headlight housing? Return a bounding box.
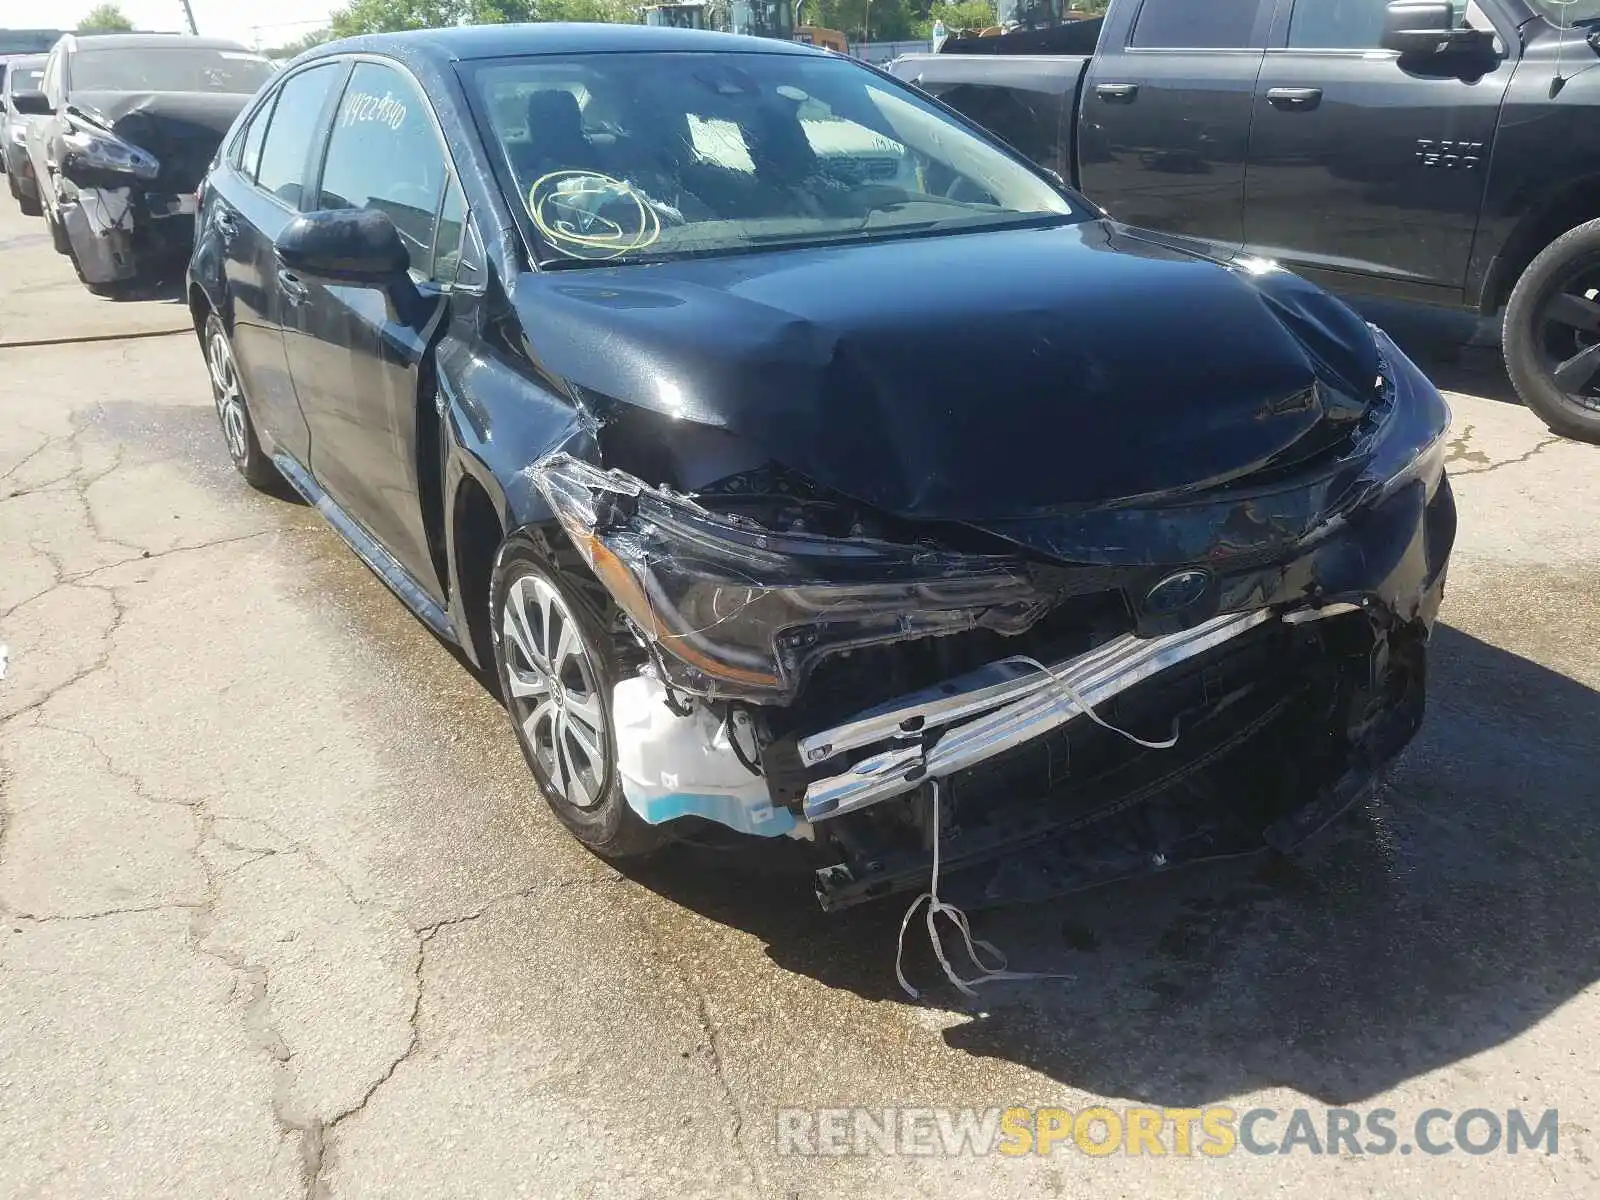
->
[1367,324,1451,502]
[62,116,160,181]
[531,454,1052,703]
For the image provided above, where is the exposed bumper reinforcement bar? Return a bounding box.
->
[800,608,1281,823]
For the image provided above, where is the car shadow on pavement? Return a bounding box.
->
[101,275,187,304]
[624,623,1600,1107]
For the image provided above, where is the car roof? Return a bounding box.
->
[305,22,822,64]
[65,34,257,53]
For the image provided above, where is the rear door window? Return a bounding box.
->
[316,61,449,272]
[1131,0,1264,47]
[256,63,340,208]
[234,101,272,181]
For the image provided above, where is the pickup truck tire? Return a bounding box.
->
[17,189,41,218]
[491,542,668,861]
[1504,218,1600,443]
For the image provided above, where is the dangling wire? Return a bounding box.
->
[895,779,1073,1000]
[1010,654,1181,751]
[895,646,1185,999]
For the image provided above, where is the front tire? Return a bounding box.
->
[491,543,665,859]
[1504,217,1600,442]
[46,206,70,253]
[203,313,279,490]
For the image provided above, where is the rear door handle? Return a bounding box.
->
[1095,82,1140,103]
[277,268,310,306]
[1266,87,1323,111]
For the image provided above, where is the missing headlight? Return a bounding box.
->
[529,453,1054,703]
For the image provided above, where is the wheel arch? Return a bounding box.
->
[1478,174,1600,315]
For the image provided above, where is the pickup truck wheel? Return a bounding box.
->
[1504,218,1600,442]
[17,189,41,218]
[491,543,667,860]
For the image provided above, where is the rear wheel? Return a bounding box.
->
[203,313,279,490]
[491,543,665,859]
[1504,218,1600,442]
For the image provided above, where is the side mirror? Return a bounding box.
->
[275,208,409,284]
[1381,0,1496,57]
[11,91,51,116]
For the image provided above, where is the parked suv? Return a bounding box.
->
[18,33,275,292]
[1,55,46,214]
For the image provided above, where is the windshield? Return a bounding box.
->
[5,61,45,97]
[465,51,1076,265]
[1528,0,1600,22]
[71,47,276,94]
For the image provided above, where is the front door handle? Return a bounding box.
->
[277,268,310,306]
[1266,87,1323,111]
[1095,82,1140,103]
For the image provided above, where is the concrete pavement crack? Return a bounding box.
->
[0,530,277,624]
[1450,434,1563,477]
[304,930,428,1200]
[695,991,761,1190]
[9,902,206,925]
[0,583,126,726]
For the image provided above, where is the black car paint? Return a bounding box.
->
[893,0,1600,315]
[518,222,1381,521]
[187,27,1454,902]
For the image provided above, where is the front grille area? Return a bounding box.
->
[773,586,1137,740]
[812,610,1407,910]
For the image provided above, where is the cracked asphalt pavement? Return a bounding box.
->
[3,200,1600,1199]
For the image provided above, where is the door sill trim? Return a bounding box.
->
[272,452,457,644]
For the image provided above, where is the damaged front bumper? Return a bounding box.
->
[57,186,195,284]
[529,328,1455,909]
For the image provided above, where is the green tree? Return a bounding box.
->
[266,28,335,58]
[77,3,135,32]
[472,0,536,20]
[531,0,635,21]
[328,0,631,34]
[329,0,468,37]
[924,0,996,32]
[814,0,916,41]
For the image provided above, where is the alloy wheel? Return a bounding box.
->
[206,327,249,463]
[500,574,610,811]
[1537,267,1600,413]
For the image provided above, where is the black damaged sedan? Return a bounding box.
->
[187,24,1455,916]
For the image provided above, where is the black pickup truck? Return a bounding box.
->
[890,0,1600,441]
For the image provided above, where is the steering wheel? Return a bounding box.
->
[944,175,993,205]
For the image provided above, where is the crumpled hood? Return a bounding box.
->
[72,91,248,190]
[517,220,1381,522]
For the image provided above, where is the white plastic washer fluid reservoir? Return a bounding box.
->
[611,676,796,837]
